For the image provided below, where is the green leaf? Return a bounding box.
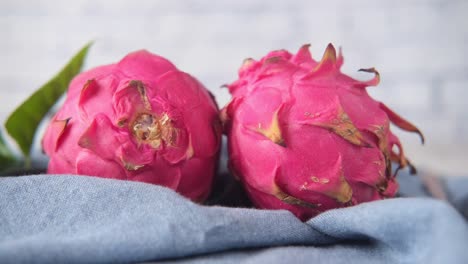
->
[0,130,17,170]
[5,42,92,161]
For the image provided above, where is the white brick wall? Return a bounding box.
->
[1,0,467,175]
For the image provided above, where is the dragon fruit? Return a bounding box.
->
[42,50,221,202]
[221,44,424,220]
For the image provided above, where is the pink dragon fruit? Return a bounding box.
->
[42,50,221,202]
[221,44,424,220]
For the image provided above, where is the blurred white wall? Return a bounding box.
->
[1,0,467,175]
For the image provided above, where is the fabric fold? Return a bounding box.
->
[0,175,467,264]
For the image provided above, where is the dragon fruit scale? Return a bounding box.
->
[221,44,424,221]
[42,50,221,202]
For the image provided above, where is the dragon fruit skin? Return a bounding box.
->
[42,50,221,202]
[222,44,424,221]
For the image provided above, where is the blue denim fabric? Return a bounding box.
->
[1,174,467,263]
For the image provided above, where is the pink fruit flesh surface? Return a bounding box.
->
[43,50,221,202]
[222,44,424,221]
